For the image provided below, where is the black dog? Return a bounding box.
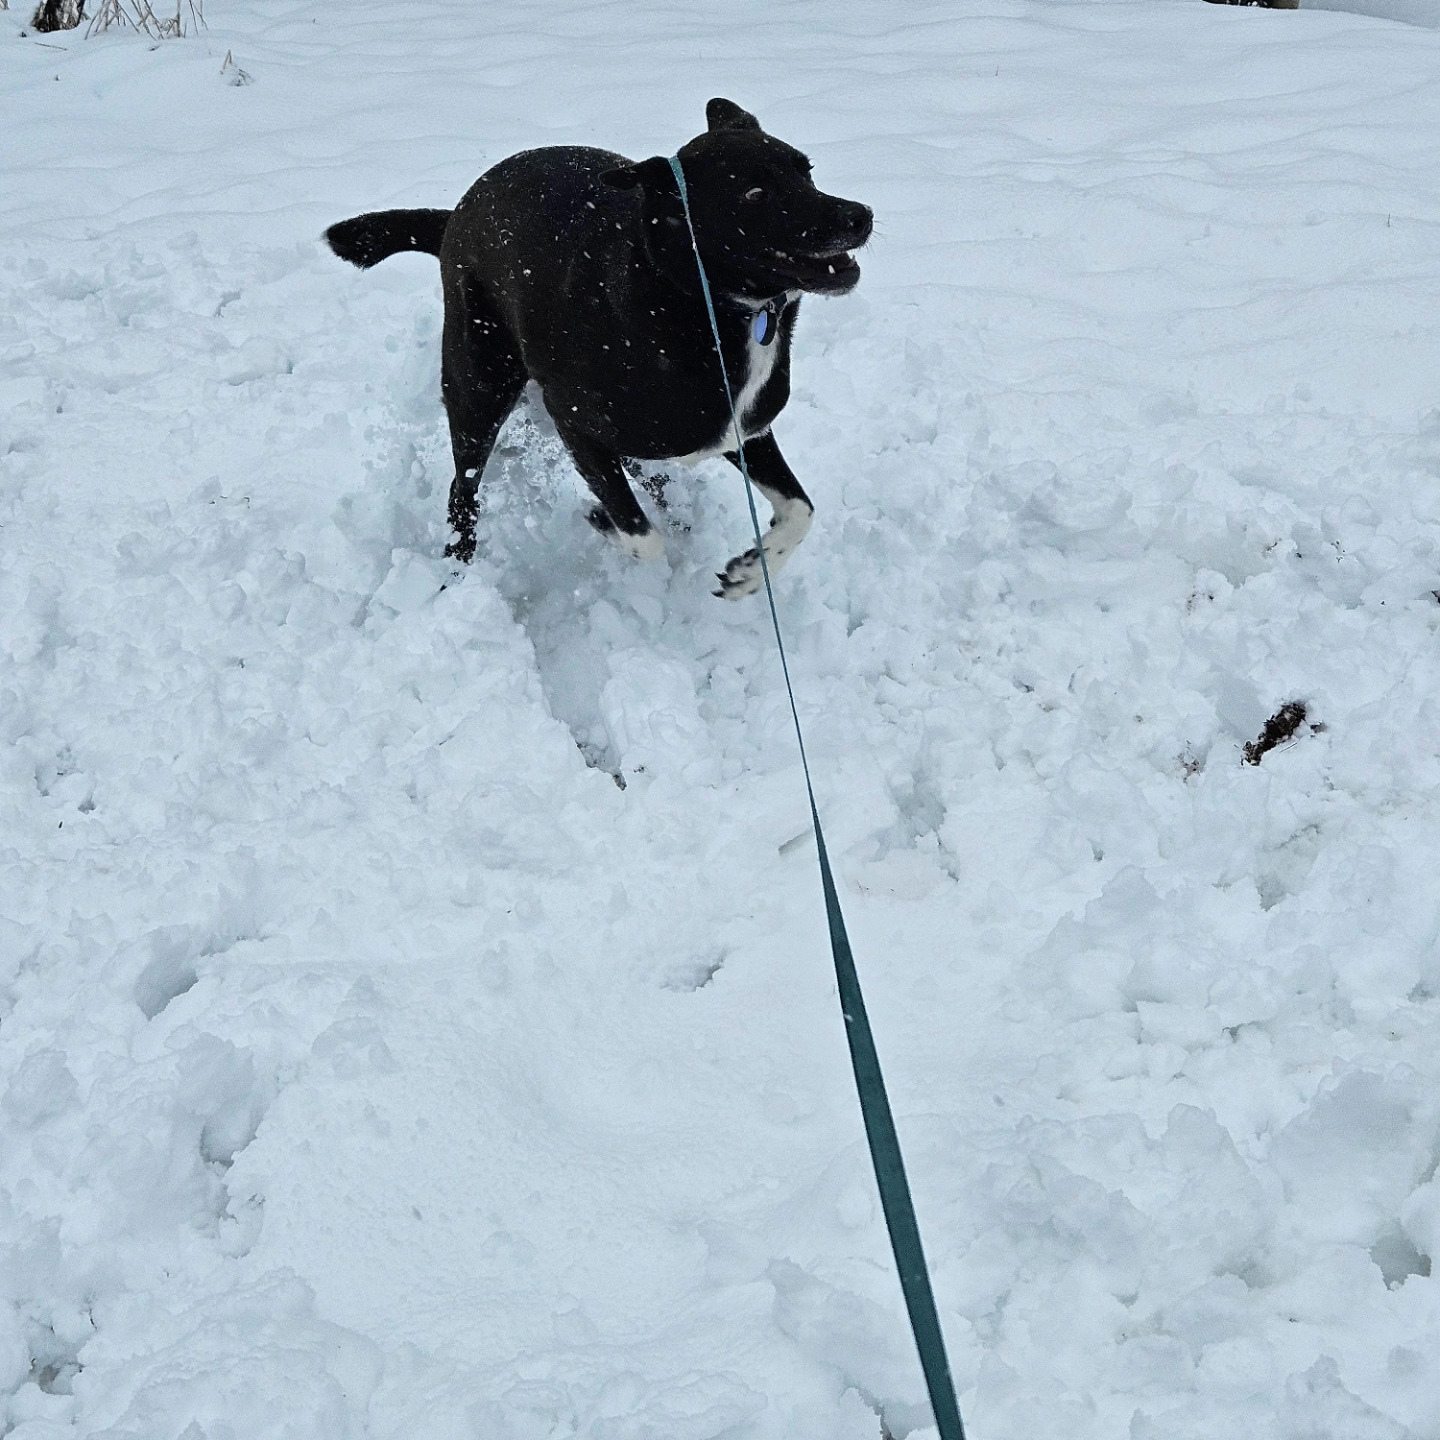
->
[325,99,872,598]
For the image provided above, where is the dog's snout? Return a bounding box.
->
[844,201,874,246]
[814,197,871,250]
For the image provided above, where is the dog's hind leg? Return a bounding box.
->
[441,277,527,563]
[554,425,665,562]
[716,432,814,599]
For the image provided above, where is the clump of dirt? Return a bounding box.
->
[1243,701,1313,765]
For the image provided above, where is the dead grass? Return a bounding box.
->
[85,0,203,38]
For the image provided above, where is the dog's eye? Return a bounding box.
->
[743,186,765,203]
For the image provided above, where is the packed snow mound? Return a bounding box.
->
[1302,0,1437,26]
[4,1,1440,1438]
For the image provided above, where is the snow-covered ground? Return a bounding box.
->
[5,0,1440,1436]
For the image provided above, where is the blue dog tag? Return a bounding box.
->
[753,304,777,347]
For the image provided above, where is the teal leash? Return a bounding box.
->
[667,155,967,1440]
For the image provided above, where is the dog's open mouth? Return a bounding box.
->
[775,246,861,294]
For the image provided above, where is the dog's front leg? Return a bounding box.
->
[558,427,665,562]
[716,432,814,600]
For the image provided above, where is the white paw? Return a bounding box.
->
[714,500,812,600]
[589,508,666,562]
[617,527,666,562]
[716,548,766,600]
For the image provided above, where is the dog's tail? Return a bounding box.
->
[324,208,451,268]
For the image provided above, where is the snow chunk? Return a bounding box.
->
[3,1049,79,1128]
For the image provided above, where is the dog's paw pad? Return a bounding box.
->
[715,549,766,600]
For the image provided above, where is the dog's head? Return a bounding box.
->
[602,99,873,302]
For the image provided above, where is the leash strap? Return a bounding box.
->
[666,155,966,1440]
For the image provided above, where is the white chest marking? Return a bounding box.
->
[732,325,781,435]
[674,299,792,465]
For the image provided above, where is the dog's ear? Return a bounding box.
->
[706,98,760,133]
[600,156,675,191]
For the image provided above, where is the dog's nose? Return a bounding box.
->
[843,201,873,246]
